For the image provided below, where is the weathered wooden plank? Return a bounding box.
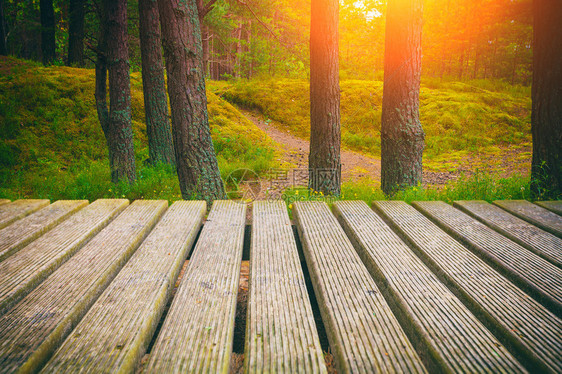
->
[0,199,9,206]
[0,200,167,374]
[413,200,562,315]
[0,199,128,315]
[535,201,562,216]
[145,200,246,373]
[335,200,525,373]
[494,200,562,238]
[375,200,562,373]
[40,201,204,374]
[0,200,88,262]
[455,200,562,268]
[294,201,426,373]
[0,199,49,230]
[245,201,326,373]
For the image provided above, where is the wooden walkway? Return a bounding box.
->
[0,199,560,373]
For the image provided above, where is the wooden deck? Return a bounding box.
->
[0,199,561,373]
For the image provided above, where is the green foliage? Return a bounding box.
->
[0,57,276,201]
[280,171,530,214]
[217,78,531,171]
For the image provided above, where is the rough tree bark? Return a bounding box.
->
[381,0,424,195]
[40,0,55,64]
[531,0,562,198]
[95,0,136,184]
[67,0,85,66]
[138,0,174,165]
[0,0,7,56]
[158,0,225,201]
[309,0,341,196]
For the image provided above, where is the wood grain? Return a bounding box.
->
[42,201,205,374]
[375,200,562,373]
[0,199,128,315]
[294,201,426,373]
[335,200,524,373]
[0,200,167,374]
[494,200,562,238]
[245,201,326,373]
[0,200,88,262]
[145,200,246,373]
[0,199,49,229]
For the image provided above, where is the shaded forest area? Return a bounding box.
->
[1,0,532,84]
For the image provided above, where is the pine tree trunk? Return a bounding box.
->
[138,0,174,166]
[157,0,226,201]
[381,0,425,195]
[201,24,210,77]
[309,0,341,196]
[40,0,55,64]
[67,0,85,66]
[531,0,562,198]
[97,0,136,184]
[0,0,7,56]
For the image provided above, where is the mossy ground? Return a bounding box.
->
[0,56,276,201]
[209,78,531,173]
[0,57,534,203]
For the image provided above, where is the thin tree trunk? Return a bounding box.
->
[0,0,7,55]
[98,0,136,184]
[234,21,242,78]
[309,0,341,196]
[531,0,562,198]
[40,0,55,64]
[247,20,252,79]
[381,0,425,195]
[139,0,174,165]
[201,24,209,77]
[157,0,226,201]
[67,0,85,66]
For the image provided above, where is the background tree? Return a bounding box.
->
[67,0,85,66]
[0,0,7,55]
[158,0,226,201]
[95,0,136,183]
[380,0,424,195]
[138,0,174,165]
[196,0,217,76]
[40,0,55,64]
[530,0,562,198]
[308,0,341,195]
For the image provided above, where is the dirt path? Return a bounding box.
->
[239,108,531,193]
[242,110,382,183]
[241,109,470,187]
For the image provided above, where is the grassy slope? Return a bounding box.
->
[211,78,531,172]
[0,57,276,201]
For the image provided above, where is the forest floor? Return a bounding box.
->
[240,108,531,189]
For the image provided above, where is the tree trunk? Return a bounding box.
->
[381,0,424,195]
[138,0,174,165]
[234,21,242,78]
[531,0,562,198]
[67,0,85,65]
[201,24,209,77]
[308,0,341,196]
[96,0,136,184]
[40,0,55,64]
[0,0,7,55]
[157,0,226,202]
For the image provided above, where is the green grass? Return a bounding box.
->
[0,56,276,201]
[281,171,531,214]
[0,57,537,204]
[209,77,531,172]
